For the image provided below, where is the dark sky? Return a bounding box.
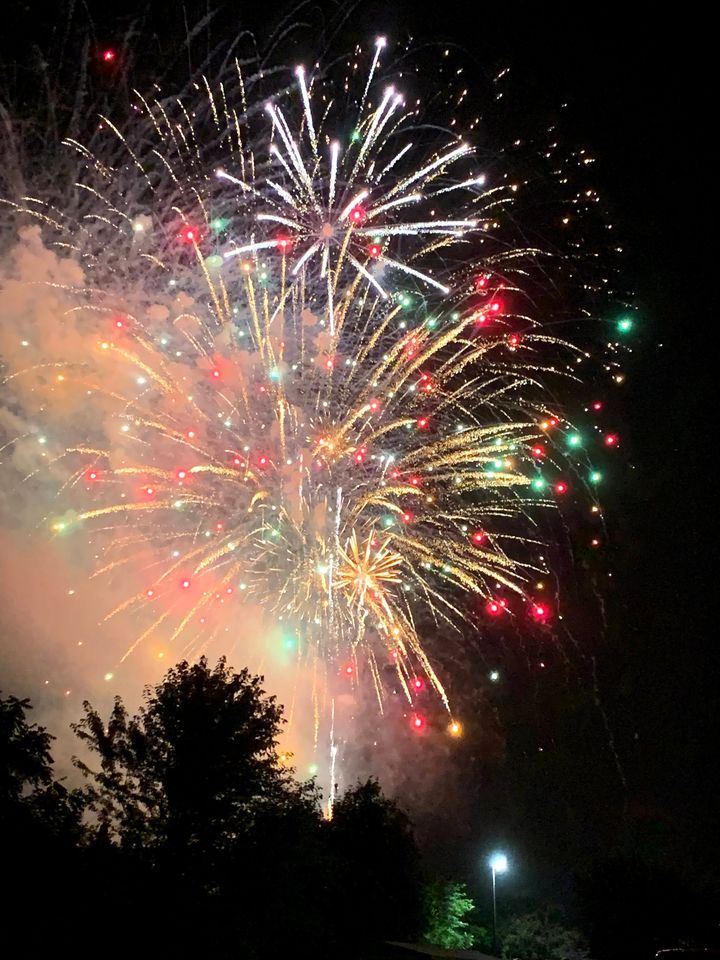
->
[399,0,717,902]
[2,0,714,927]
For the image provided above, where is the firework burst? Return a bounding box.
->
[1,36,618,739]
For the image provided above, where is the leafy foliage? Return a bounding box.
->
[330,777,425,943]
[423,879,478,949]
[0,691,84,834]
[72,657,302,855]
[1,659,429,957]
[501,910,589,960]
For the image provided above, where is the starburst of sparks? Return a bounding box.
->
[0,35,625,739]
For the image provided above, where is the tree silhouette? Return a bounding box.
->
[73,657,301,853]
[501,910,589,960]
[71,657,328,956]
[329,777,424,944]
[1,692,84,836]
[2,663,429,957]
[1,693,86,953]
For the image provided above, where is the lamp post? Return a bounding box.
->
[488,851,508,954]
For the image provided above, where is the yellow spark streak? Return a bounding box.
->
[78,500,175,522]
[119,610,173,663]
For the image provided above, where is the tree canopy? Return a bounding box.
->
[1,660,428,958]
[423,879,478,949]
[501,910,589,960]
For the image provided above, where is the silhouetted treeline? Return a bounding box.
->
[3,658,719,959]
[1,658,423,958]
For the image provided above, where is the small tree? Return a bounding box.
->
[72,657,323,956]
[0,692,83,835]
[423,879,477,949]
[1,693,56,799]
[72,656,303,856]
[501,910,589,960]
[330,778,424,945]
[1,693,86,953]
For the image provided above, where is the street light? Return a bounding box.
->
[488,851,508,953]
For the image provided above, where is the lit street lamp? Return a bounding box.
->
[488,851,508,953]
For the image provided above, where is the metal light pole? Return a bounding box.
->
[488,852,508,954]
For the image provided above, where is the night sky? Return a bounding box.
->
[1,0,715,938]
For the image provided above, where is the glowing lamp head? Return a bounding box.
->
[474,274,489,291]
[344,663,354,677]
[349,205,367,224]
[176,469,187,482]
[604,433,619,447]
[181,578,191,590]
[275,234,293,253]
[490,301,501,313]
[417,416,429,430]
[413,677,425,692]
[369,399,381,412]
[554,481,568,495]
[258,455,269,468]
[367,242,382,259]
[211,368,221,380]
[101,49,116,62]
[114,317,126,329]
[489,852,508,874]
[85,469,100,482]
[472,530,486,546]
[401,511,413,524]
[617,316,634,333]
[531,445,545,458]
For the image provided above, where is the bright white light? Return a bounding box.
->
[489,852,508,874]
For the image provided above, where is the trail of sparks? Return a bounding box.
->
[1,36,611,737]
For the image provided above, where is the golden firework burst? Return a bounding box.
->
[335,530,403,612]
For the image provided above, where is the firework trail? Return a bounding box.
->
[1,36,624,750]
